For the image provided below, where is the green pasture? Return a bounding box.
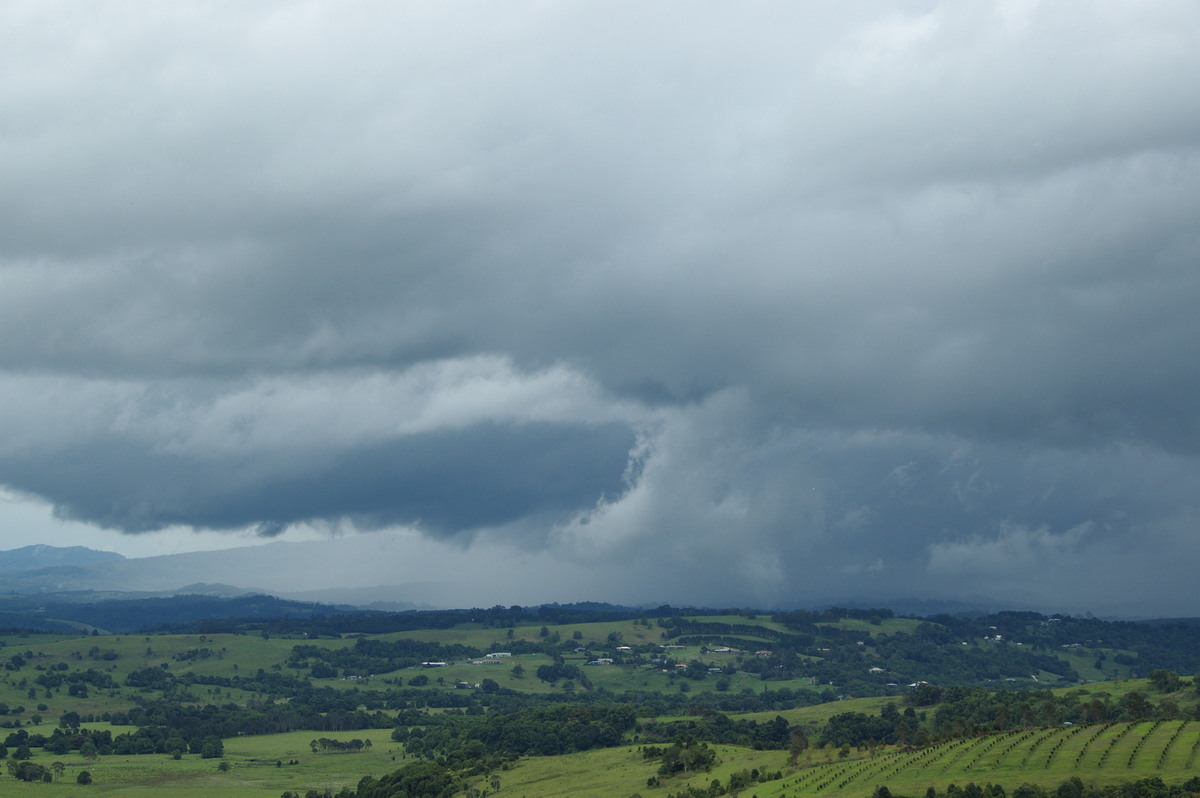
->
[483,742,791,798]
[1051,679,1161,704]
[1056,647,1136,682]
[1,632,307,683]
[684,615,790,633]
[366,657,566,694]
[9,721,1200,798]
[816,617,927,638]
[0,631,312,723]
[375,617,668,650]
[732,694,903,730]
[6,728,405,797]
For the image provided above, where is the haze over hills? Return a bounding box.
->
[0,542,472,610]
[0,543,125,572]
[0,543,1119,619]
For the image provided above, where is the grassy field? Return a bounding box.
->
[756,721,1200,798]
[1,616,1193,797]
[476,743,791,798]
[370,721,1200,798]
[4,728,405,796]
[7,720,1199,797]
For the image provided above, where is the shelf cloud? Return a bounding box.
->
[2,1,1199,614]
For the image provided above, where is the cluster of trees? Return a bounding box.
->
[22,722,224,759]
[4,756,90,784]
[650,765,785,798]
[125,665,176,690]
[820,705,915,747]
[392,703,635,770]
[33,666,118,691]
[928,685,1193,738]
[316,760,459,798]
[534,661,583,684]
[639,710,795,749]
[111,695,392,740]
[309,737,372,753]
[814,682,1199,752]
[7,725,110,757]
[6,759,52,783]
[642,739,717,775]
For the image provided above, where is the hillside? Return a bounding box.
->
[0,544,124,573]
[1,606,1199,794]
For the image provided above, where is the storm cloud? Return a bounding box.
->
[2,1,1200,614]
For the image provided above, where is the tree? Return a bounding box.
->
[77,770,93,785]
[1149,669,1183,693]
[789,729,809,765]
[908,684,944,706]
[1122,691,1154,721]
[200,736,224,759]
[8,760,49,782]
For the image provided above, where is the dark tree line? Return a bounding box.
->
[394,703,635,766]
[872,775,1200,798]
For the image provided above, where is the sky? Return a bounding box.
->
[2,1,1199,616]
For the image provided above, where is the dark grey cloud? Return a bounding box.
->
[1,2,1199,613]
[1,420,633,536]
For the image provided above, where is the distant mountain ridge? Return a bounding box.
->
[0,544,125,573]
[0,590,371,633]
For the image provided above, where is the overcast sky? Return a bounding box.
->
[2,1,1199,616]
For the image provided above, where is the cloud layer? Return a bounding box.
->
[3,1,1200,613]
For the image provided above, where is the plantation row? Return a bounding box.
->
[781,721,1200,797]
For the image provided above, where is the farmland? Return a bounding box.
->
[2,606,1200,795]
